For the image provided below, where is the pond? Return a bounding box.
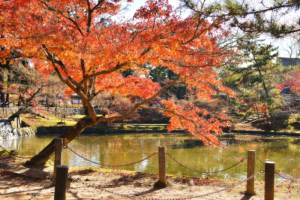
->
[1,133,300,180]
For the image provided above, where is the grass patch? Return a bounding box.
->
[21,113,77,127]
[92,123,168,132]
[71,114,103,120]
[21,112,169,133]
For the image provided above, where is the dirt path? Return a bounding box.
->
[0,165,299,200]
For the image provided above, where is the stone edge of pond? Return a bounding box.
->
[35,126,185,135]
[0,119,36,141]
[230,130,300,137]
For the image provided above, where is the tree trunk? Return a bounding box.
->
[0,73,3,93]
[24,117,95,166]
[8,107,31,121]
[257,66,269,98]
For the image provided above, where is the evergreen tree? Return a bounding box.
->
[179,0,300,38]
[149,66,187,99]
[221,39,280,95]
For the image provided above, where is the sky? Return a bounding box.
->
[120,0,181,20]
[123,0,294,58]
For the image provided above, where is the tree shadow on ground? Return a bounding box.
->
[133,187,162,196]
[109,172,152,187]
[69,168,96,176]
[240,194,253,200]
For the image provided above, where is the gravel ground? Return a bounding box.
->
[0,165,299,200]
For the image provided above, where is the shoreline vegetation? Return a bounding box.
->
[18,113,300,136]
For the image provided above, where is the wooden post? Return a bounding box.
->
[10,149,17,155]
[246,150,255,195]
[1,93,4,107]
[53,138,63,182]
[54,165,68,200]
[265,161,275,200]
[158,146,166,186]
[16,117,20,128]
[6,93,9,108]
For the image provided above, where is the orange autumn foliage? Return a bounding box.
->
[251,103,269,117]
[0,0,233,147]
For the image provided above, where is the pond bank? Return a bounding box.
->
[34,124,300,138]
[230,129,300,137]
[35,124,182,135]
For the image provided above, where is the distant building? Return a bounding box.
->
[70,95,82,105]
[280,87,298,104]
[279,57,300,66]
[280,87,296,95]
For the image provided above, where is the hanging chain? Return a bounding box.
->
[66,145,157,167]
[256,157,265,165]
[165,153,246,174]
[0,143,56,159]
[27,180,53,200]
[256,158,300,184]
[0,142,53,200]
[223,149,244,161]
[0,143,32,159]
[71,170,264,200]
[0,167,52,200]
[275,170,300,184]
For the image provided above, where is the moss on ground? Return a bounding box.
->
[21,113,77,127]
[21,113,168,132]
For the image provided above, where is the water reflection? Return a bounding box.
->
[1,133,300,180]
[169,139,204,149]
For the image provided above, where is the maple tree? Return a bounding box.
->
[275,70,300,95]
[0,0,233,166]
[6,59,67,121]
[8,60,63,107]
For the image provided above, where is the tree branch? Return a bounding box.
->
[77,61,128,89]
[40,1,84,35]
[86,0,92,33]
[91,0,105,12]
[140,105,221,146]
[96,74,180,122]
[53,59,79,87]
[42,45,78,89]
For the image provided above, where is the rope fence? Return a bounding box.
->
[165,153,246,174]
[1,138,300,200]
[0,167,53,200]
[0,143,55,159]
[0,178,52,200]
[66,145,158,167]
[275,170,300,183]
[0,143,31,159]
[66,144,247,174]
[71,170,264,200]
[27,180,53,200]
[256,156,265,165]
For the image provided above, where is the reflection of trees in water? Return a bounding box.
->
[169,139,204,149]
[292,164,300,178]
[291,139,300,145]
[260,139,299,150]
